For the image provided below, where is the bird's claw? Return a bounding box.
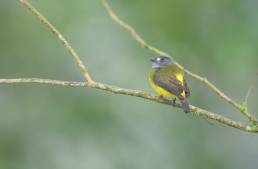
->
[172,98,177,106]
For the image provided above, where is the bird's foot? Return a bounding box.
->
[172,98,177,106]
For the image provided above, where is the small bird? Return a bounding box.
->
[149,56,190,113]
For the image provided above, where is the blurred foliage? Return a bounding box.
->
[0,0,258,169]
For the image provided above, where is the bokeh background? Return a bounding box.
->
[1,0,258,169]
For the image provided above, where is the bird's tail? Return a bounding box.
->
[179,98,190,113]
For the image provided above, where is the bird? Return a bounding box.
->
[149,56,190,113]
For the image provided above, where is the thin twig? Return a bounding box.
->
[243,72,258,109]
[244,82,254,107]
[19,0,93,84]
[101,0,169,57]
[101,0,257,124]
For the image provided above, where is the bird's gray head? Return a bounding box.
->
[150,56,172,69]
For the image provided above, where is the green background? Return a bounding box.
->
[0,0,258,169]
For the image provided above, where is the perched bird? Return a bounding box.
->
[149,56,190,113]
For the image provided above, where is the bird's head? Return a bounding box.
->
[150,56,172,69]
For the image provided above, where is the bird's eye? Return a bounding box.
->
[160,57,164,61]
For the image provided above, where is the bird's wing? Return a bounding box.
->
[183,79,190,98]
[153,73,184,99]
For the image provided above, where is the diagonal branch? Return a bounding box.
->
[19,0,93,84]
[101,0,169,57]
[101,0,257,124]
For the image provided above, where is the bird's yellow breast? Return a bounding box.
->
[149,69,185,98]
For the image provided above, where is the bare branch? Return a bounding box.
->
[19,0,93,83]
[101,0,257,124]
[101,0,169,57]
[1,78,257,132]
[0,78,86,87]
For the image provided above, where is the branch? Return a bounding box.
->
[0,78,86,87]
[0,78,257,132]
[101,0,258,124]
[19,0,93,83]
[10,0,257,132]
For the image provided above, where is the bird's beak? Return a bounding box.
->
[150,58,155,62]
